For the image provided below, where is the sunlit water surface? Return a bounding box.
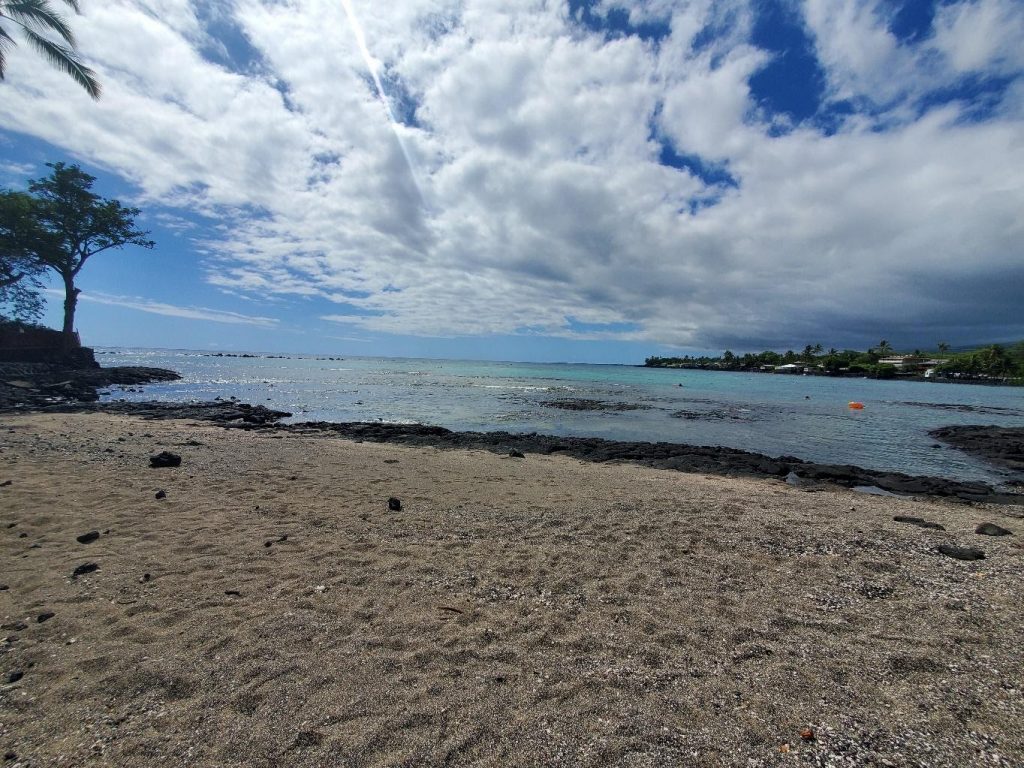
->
[97,348,1024,488]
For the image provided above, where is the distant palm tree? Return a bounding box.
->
[937,342,950,355]
[0,0,100,99]
[876,340,893,356]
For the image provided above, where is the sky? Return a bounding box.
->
[1,0,1022,363]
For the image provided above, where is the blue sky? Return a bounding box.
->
[1,0,1022,362]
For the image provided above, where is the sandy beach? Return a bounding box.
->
[1,412,1022,767]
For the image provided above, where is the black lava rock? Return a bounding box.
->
[893,515,945,531]
[508,449,525,458]
[388,497,402,511]
[6,670,23,684]
[36,612,55,623]
[72,562,99,578]
[149,451,181,468]
[76,530,100,544]
[155,489,166,499]
[937,545,985,561]
[928,425,1024,472]
[975,522,1013,536]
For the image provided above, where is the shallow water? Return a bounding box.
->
[97,348,1024,487]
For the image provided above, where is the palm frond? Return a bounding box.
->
[0,25,18,79]
[21,26,100,99]
[3,0,76,46]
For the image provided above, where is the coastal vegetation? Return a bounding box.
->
[645,340,1024,384]
[0,162,153,335]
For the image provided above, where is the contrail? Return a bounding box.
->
[339,0,426,204]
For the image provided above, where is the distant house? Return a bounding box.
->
[877,355,944,372]
[774,363,804,374]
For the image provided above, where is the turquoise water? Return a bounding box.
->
[97,348,1024,487]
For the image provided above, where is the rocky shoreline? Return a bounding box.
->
[929,425,1024,473]
[3,362,1021,505]
[0,362,180,409]
[25,397,1023,505]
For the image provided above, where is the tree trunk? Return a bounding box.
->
[62,273,80,337]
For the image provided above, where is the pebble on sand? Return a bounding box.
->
[149,451,182,468]
[75,531,100,544]
[937,545,985,561]
[72,562,99,578]
[388,497,402,511]
[975,522,1013,536]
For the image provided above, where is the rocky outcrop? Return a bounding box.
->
[928,425,1024,473]
[0,362,180,410]
[38,399,291,425]
[542,399,650,411]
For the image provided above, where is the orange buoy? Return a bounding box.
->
[848,401,864,409]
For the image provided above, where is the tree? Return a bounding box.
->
[937,342,950,356]
[876,339,893,356]
[0,0,100,98]
[979,344,1013,377]
[0,190,49,321]
[20,162,153,336]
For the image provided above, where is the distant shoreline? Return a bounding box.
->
[640,362,1023,387]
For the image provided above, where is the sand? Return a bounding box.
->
[1,412,1022,767]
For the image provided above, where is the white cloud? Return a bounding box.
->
[5,0,1024,351]
[42,289,279,327]
[932,0,1024,75]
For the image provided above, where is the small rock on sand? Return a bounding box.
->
[388,497,402,511]
[937,545,985,561]
[75,531,100,544]
[37,612,55,623]
[149,451,182,468]
[155,489,167,499]
[975,522,1013,536]
[893,515,945,531]
[72,562,99,578]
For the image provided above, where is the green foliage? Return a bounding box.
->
[1,162,154,335]
[937,344,1022,379]
[873,363,896,379]
[644,342,1023,384]
[0,190,48,321]
[0,0,100,98]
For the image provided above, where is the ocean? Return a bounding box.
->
[96,348,1024,488]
